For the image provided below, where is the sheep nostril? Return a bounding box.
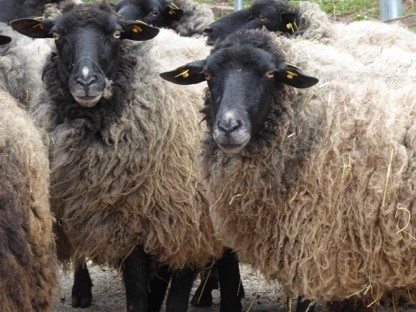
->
[76,76,97,88]
[217,119,242,134]
[203,27,213,34]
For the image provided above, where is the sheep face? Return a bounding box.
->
[204,0,298,45]
[115,0,183,27]
[10,2,159,108]
[160,30,318,154]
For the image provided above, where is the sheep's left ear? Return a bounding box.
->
[121,20,160,41]
[9,18,55,38]
[275,62,318,88]
[160,60,206,85]
[162,3,183,21]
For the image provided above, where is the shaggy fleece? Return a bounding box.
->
[30,9,221,269]
[0,90,57,312]
[201,33,416,304]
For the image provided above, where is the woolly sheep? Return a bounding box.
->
[10,2,243,311]
[115,0,215,36]
[160,28,416,310]
[0,35,57,312]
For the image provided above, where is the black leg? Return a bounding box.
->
[165,267,197,312]
[122,245,150,312]
[148,264,171,312]
[217,248,243,312]
[71,260,93,308]
[191,263,218,307]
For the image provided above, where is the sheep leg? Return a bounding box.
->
[148,264,172,312]
[296,296,315,312]
[165,267,197,312]
[190,263,219,307]
[71,261,93,308]
[122,245,150,312]
[217,248,244,312]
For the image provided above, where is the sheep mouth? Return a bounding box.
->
[72,95,103,108]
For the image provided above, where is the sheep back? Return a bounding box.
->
[31,38,222,270]
[0,90,57,311]
[203,34,416,303]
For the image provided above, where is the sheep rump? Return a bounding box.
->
[30,20,221,269]
[201,32,416,304]
[0,90,57,311]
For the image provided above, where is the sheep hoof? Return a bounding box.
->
[71,292,92,308]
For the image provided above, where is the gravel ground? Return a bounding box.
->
[52,263,416,312]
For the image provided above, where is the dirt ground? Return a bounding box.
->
[52,263,416,312]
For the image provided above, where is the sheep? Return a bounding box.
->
[160,28,416,310]
[0,34,57,312]
[115,0,215,36]
[10,2,242,311]
[203,0,334,45]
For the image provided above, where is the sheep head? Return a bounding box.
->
[10,2,159,108]
[115,0,183,28]
[160,30,318,154]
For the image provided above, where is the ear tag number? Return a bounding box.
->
[131,25,143,33]
[286,22,298,33]
[286,70,298,79]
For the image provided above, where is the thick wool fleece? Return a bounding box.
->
[171,0,214,36]
[30,30,222,270]
[201,33,416,304]
[0,23,53,107]
[0,90,57,312]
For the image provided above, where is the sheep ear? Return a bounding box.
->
[162,4,183,21]
[275,62,318,88]
[0,35,11,45]
[160,60,206,85]
[121,20,160,41]
[9,18,55,38]
[281,13,298,33]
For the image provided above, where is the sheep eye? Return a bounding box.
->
[149,10,159,17]
[52,32,60,40]
[203,71,211,81]
[264,70,274,79]
[113,30,122,39]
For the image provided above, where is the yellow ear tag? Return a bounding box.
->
[34,16,43,20]
[170,2,179,9]
[286,70,298,79]
[168,10,176,15]
[131,25,143,33]
[33,23,44,29]
[175,69,190,78]
[286,21,298,33]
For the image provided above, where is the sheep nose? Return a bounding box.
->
[203,26,213,34]
[76,75,97,88]
[217,119,242,135]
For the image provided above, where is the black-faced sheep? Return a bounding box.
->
[115,0,215,36]
[10,2,242,311]
[0,34,57,312]
[203,0,334,45]
[161,28,416,310]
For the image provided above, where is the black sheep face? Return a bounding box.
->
[160,30,318,154]
[115,0,183,28]
[10,2,159,108]
[203,0,298,46]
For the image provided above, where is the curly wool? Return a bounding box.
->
[0,90,57,312]
[31,27,222,270]
[0,23,53,107]
[171,0,214,36]
[201,33,416,304]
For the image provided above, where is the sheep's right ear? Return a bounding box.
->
[160,60,206,85]
[121,20,160,41]
[0,35,11,45]
[276,62,318,88]
[9,18,55,38]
